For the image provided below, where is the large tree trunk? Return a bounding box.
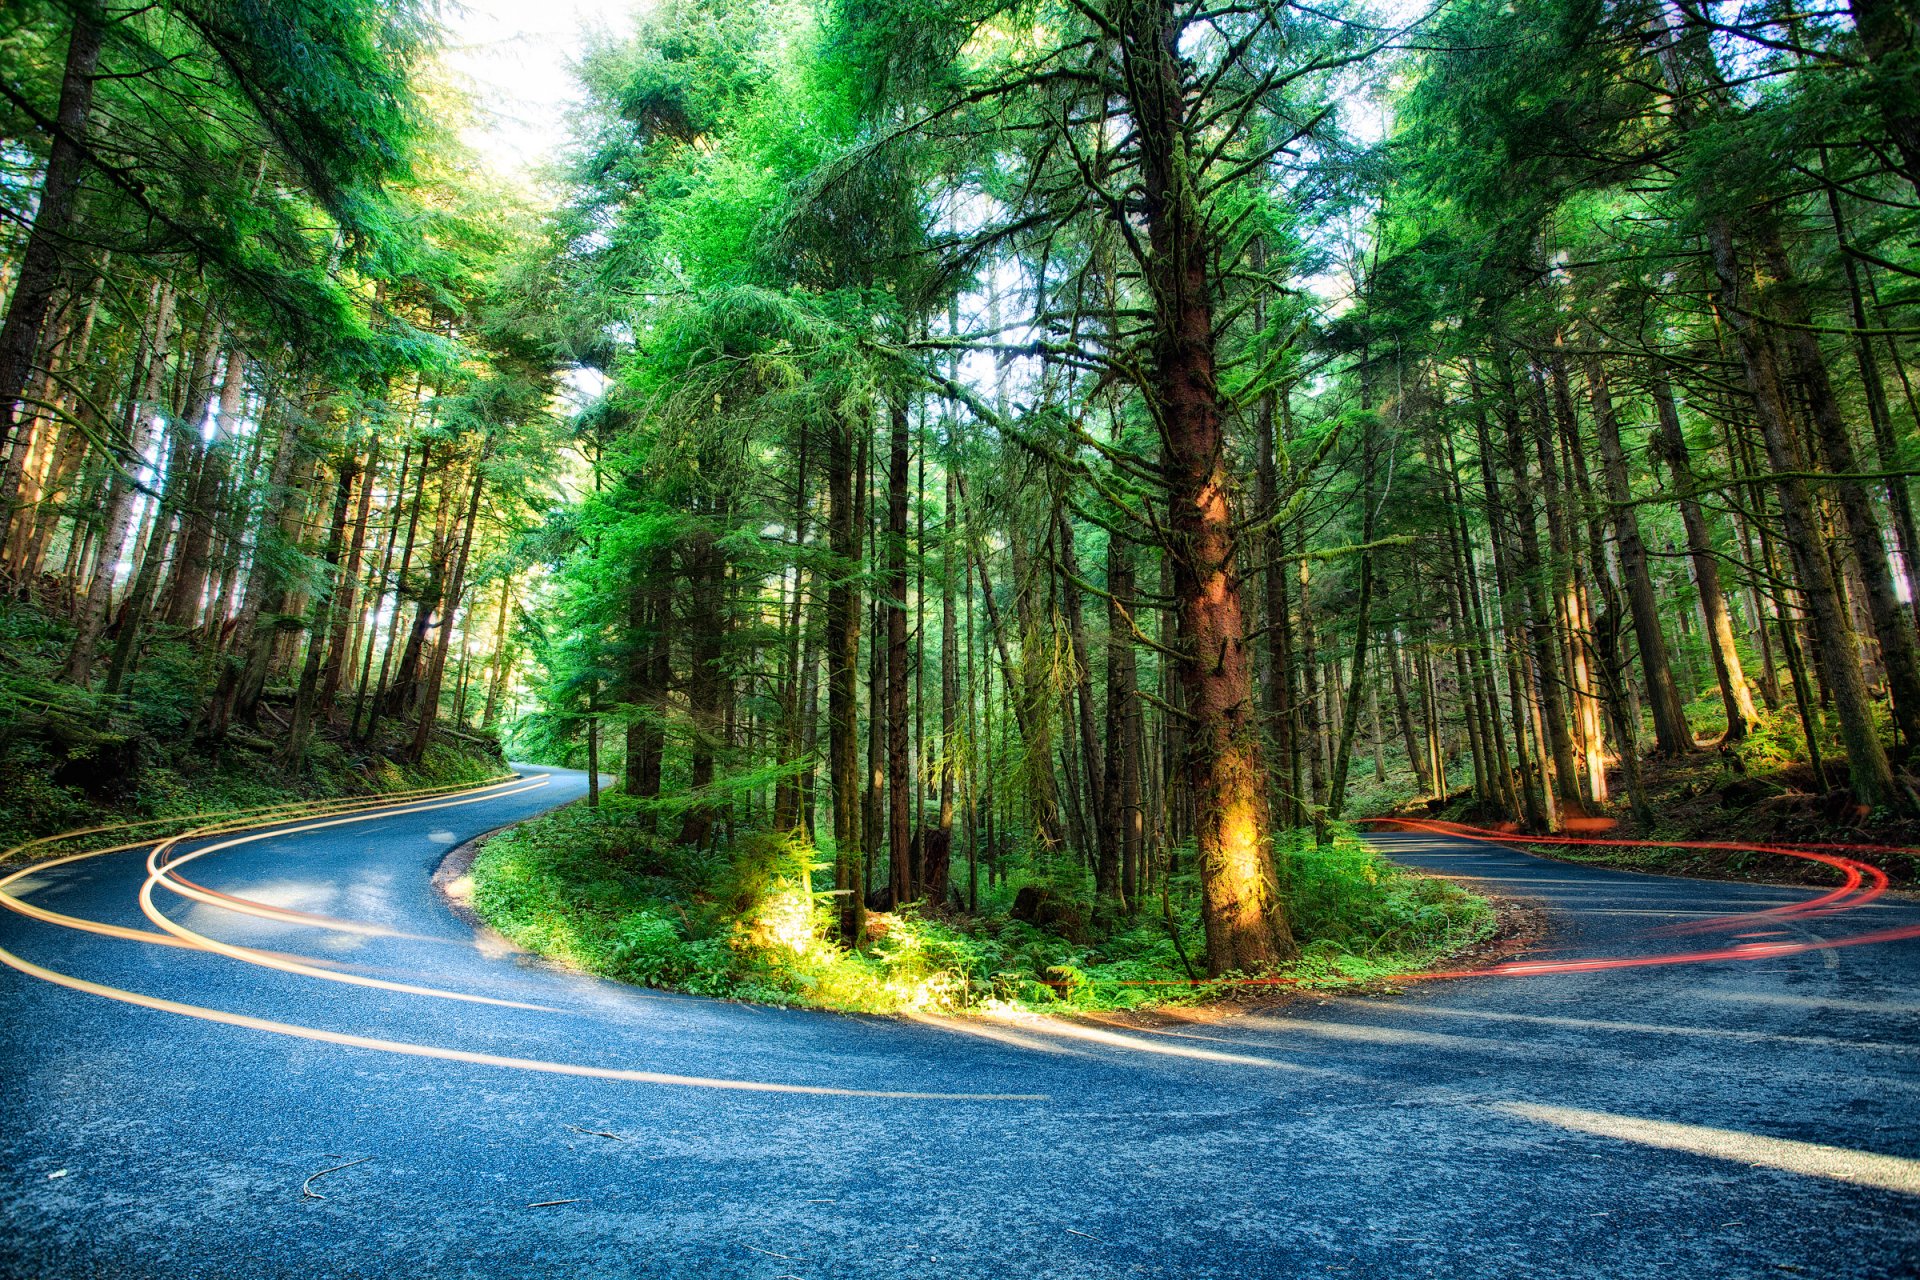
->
[679,516,728,848]
[1708,226,1904,807]
[773,430,812,833]
[826,414,865,946]
[1060,511,1114,904]
[1585,357,1694,756]
[885,397,911,901]
[0,4,103,464]
[1754,230,1920,748]
[163,350,246,629]
[1648,367,1759,741]
[1126,0,1291,973]
[1386,627,1430,794]
[1494,359,1584,817]
[1255,385,1302,825]
[1526,367,1609,805]
[1326,415,1378,822]
[210,403,304,737]
[624,541,671,822]
[408,460,485,762]
[1654,3,1903,805]
[64,282,174,685]
[284,455,359,766]
[938,449,958,870]
[319,438,378,715]
[1848,0,1920,193]
[360,440,432,742]
[350,441,410,739]
[1104,523,1144,909]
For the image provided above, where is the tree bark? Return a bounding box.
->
[1648,366,1759,741]
[0,4,103,463]
[1124,0,1291,972]
[826,413,865,945]
[1585,356,1694,755]
[885,396,911,901]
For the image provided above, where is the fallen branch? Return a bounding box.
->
[564,1125,625,1141]
[527,1199,584,1208]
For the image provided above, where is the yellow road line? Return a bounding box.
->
[0,776,534,953]
[134,778,560,1011]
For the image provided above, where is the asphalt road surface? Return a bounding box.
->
[2,766,1917,1279]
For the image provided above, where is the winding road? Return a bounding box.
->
[2,767,1918,1279]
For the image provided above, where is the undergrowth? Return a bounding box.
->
[0,598,506,849]
[468,801,1495,1016]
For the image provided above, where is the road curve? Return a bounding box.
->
[2,767,1917,1279]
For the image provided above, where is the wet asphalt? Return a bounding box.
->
[1,765,1917,1279]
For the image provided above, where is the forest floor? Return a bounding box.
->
[0,600,509,856]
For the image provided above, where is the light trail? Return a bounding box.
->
[1097,818,1920,989]
[0,940,1047,1101]
[133,777,563,1011]
[0,776,1050,1103]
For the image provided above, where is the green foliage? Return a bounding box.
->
[0,596,504,850]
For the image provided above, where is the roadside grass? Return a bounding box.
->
[467,802,1494,1016]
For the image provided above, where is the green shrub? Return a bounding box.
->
[468,804,1494,1016]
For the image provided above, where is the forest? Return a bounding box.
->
[5,0,1920,1007]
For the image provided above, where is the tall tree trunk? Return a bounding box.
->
[1257,388,1302,827]
[1494,358,1584,816]
[885,397,911,901]
[1707,227,1903,807]
[284,455,358,765]
[409,459,486,762]
[163,350,245,629]
[360,440,432,742]
[1648,367,1759,741]
[1585,356,1693,755]
[826,414,865,946]
[1527,366,1609,805]
[1125,0,1291,972]
[1754,230,1920,748]
[939,447,958,866]
[1824,170,1920,629]
[64,282,174,685]
[320,438,378,716]
[1326,417,1378,822]
[1654,5,1903,804]
[350,441,410,738]
[624,541,671,821]
[0,4,103,463]
[680,517,728,848]
[1105,524,1144,911]
[1060,511,1115,903]
[1387,627,1430,794]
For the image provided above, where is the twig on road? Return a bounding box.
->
[527,1199,585,1208]
[1065,1228,1107,1242]
[744,1245,800,1260]
[565,1125,626,1141]
[300,1157,371,1200]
